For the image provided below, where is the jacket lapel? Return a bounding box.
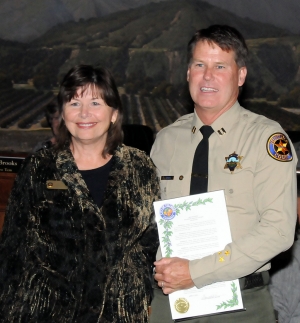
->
[54,145,128,214]
[55,147,97,213]
[104,145,127,199]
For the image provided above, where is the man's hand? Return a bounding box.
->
[154,257,195,294]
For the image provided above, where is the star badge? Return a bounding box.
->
[224,152,243,173]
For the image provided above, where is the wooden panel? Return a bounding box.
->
[0,151,27,234]
[0,172,17,233]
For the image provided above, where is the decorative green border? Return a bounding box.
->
[159,197,213,257]
[216,282,239,310]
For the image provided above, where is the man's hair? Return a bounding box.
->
[56,64,123,156]
[45,102,59,126]
[187,25,248,68]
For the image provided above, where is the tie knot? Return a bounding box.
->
[200,125,214,139]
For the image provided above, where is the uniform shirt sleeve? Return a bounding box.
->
[190,127,297,288]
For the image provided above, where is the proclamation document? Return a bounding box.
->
[153,190,244,321]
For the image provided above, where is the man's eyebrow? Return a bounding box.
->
[191,58,203,63]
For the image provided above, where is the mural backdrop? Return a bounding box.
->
[0,0,299,152]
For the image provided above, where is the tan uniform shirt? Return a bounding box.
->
[151,101,297,289]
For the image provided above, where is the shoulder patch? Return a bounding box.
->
[266,132,293,162]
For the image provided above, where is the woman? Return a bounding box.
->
[0,65,160,322]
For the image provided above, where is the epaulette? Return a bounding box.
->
[174,113,193,123]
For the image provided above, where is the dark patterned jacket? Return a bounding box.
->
[0,144,160,322]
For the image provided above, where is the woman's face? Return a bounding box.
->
[62,86,118,146]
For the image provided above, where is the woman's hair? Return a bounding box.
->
[56,65,123,157]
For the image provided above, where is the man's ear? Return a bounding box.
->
[238,67,247,87]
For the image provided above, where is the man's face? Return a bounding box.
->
[187,40,247,119]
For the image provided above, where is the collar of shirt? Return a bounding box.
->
[190,101,242,143]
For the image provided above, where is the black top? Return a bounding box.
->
[79,158,113,208]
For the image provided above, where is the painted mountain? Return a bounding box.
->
[0,0,299,43]
[0,0,168,42]
[0,0,299,153]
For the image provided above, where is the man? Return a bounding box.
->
[269,225,300,323]
[150,25,297,323]
[33,102,60,151]
[269,175,300,323]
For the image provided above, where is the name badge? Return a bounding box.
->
[46,180,68,190]
[161,176,174,180]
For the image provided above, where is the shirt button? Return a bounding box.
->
[229,189,233,194]
[243,114,248,118]
[179,175,184,180]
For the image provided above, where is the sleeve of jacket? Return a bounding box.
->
[0,156,37,319]
[0,153,73,322]
[102,149,160,323]
[138,155,161,265]
[190,127,298,288]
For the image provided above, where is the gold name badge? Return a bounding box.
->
[174,298,190,313]
[46,180,68,190]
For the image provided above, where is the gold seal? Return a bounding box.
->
[174,298,190,313]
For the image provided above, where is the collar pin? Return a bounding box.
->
[218,128,226,135]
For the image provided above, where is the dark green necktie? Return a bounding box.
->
[190,125,214,195]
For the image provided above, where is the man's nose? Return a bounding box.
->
[203,67,214,81]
